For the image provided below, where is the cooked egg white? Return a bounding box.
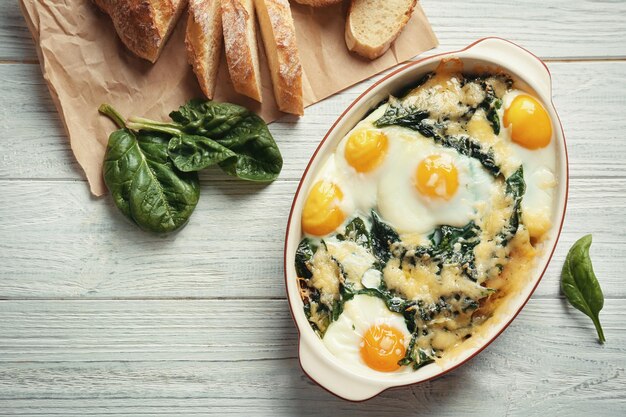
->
[377,136,496,234]
[323,294,411,374]
[502,90,557,239]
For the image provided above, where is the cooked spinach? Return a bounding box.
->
[399,333,435,370]
[499,166,526,243]
[486,99,502,135]
[373,97,500,176]
[295,238,317,279]
[99,104,200,233]
[479,83,502,135]
[561,235,606,343]
[370,210,400,264]
[373,97,429,129]
[437,135,500,176]
[336,217,372,250]
[127,100,283,181]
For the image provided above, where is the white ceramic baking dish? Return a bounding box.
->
[283,38,568,401]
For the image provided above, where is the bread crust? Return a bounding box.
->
[254,0,303,115]
[185,0,223,99]
[222,0,263,102]
[345,0,416,60]
[292,0,342,6]
[93,0,187,63]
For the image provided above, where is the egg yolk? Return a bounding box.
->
[344,129,389,173]
[503,94,552,149]
[360,324,406,372]
[415,155,459,200]
[301,181,346,236]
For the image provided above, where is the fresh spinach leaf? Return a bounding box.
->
[100,105,200,234]
[370,210,400,264]
[170,99,248,137]
[561,235,606,343]
[127,100,283,182]
[214,112,283,182]
[167,134,235,172]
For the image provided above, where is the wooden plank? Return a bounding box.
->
[0,298,624,416]
[1,61,626,181]
[0,178,623,299]
[0,1,37,62]
[3,1,626,62]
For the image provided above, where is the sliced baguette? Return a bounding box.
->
[186,0,223,99]
[93,0,188,63]
[345,0,416,60]
[254,0,303,115]
[292,0,342,6]
[221,0,263,102]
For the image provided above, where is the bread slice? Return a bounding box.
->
[292,0,342,6]
[221,0,263,102]
[345,0,416,60]
[186,0,223,99]
[254,0,303,115]
[94,0,188,63]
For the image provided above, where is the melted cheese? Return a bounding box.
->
[310,246,340,305]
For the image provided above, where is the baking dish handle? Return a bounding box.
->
[299,338,387,401]
[465,37,552,98]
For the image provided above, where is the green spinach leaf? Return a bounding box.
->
[499,166,526,243]
[295,238,317,279]
[373,97,500,176]
[167,134,235,172]
[561,235,606,343]
[336,217,372,250]
[127,100,283,182]
[373,97,429,129]
[170,99,248,137]
[100,105,200,233]
[437,135,500,176]
[370,210,400,264]
[406,222,481,280]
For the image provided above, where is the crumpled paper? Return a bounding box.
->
[19,0,438,196]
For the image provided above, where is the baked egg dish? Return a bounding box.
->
[295,65,557,374]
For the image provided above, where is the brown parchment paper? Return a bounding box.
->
[19,0,438,196]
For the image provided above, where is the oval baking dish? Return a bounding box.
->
[284,38,568,401]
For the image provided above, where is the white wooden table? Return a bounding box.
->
[1,1,625,415]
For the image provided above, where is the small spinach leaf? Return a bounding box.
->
[561,235,606,343]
